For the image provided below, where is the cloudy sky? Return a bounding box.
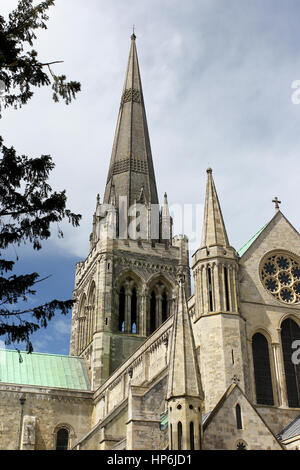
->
[2,0,300,354]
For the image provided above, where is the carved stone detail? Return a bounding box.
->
[121,88,141,104]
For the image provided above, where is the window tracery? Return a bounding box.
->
[260,252,300,304]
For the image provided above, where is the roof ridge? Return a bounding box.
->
[238,223,268,257]
[0,349,83,359]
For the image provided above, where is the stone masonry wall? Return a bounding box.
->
[0,385,92,450]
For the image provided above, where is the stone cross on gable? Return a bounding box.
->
[272,197,281,211]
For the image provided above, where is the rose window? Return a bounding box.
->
[260,252,300,304]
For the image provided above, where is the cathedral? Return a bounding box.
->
[0,34,300,451]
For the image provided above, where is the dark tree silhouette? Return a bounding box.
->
[0,0,81,351]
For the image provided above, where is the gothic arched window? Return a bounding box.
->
[55,428,69,450]
[252,333,274,405]
[118,276,140,334]
[207,266,213,312]
[148,279,170,335]
[189,422,194,450]
[178,422,182,450]
[224,266,230,312]
[281,318,300,408]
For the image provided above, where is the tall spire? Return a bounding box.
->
[201,168,229,248]
[103,34,159,208]
[167,274,203,400]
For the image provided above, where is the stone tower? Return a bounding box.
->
[166,273,204,450]
[192,168,248,411]
[69,35,190,390]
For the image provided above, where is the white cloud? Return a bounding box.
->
[2,0,300,262]
[53,318,72,337]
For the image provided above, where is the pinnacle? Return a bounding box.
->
[201,169,229,248]
[167,277,203,400]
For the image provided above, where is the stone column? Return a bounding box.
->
[139,288,147,336]
[156,294,163,329]
[213,262,222,312]
[210,263,216,311]
[231,265,238,312]
[84,306,89,347]
[136,293,141,334]
[227,266,235,312]
[124,286,132,333]
[202,265,209,313]
[199,267,204,315]
[91,305,95,339]
[221,263,226,312]
[194,268,202,316]
[276,328,289,408]
[272,342,283,406]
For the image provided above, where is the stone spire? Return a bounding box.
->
[201,168,229,248]
[166,274,203,450]
[103,34,159,208]
[167,274,203,400]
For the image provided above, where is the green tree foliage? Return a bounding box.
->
[0,0,81,113]
[0,0,81,352]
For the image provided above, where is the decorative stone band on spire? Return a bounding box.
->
[107,157,149,181]
[121,88,141,105]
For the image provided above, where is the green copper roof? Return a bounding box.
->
[238,224,268,258]
[160,412,168,431]
[0,349,91,391]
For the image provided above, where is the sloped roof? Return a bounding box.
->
[0,349,91,391]
[201,168,230,248]
[238,224,267,258]
[277,414,300,441]
[238,210,300,258]
[203,382,284,449]
[166,279,203,400]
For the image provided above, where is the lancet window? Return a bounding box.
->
[149,280,171,335]
[252,333,274,405]
[281,318,300,408]
[118,277,140,334]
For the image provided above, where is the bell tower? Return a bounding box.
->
[69,35,190,390]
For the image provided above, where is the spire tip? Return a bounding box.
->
[131,25,136,40]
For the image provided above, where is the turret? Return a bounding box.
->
[192,169,246,411]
